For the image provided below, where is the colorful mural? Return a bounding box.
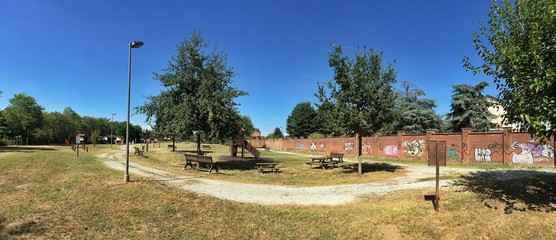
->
[319,142,326,150]
[512,140,555,164]
[474,148,492,162]
[310,142,316,152]
[384,145,399,156]
[403,140,425,156]
[295,142,305,150]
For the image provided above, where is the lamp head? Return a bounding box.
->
[130,41,144,48]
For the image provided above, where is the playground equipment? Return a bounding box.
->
[230,138,260,159]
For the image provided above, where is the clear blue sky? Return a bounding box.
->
[1,0,496,136]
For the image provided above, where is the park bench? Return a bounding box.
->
[134,147,145,157]
[202,144,211,150]
[327,152,344,162]
[167,144,175,151]
[184,154,219,173]
[255,162,279,173]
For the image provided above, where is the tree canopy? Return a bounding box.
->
[447,81,494,132]
[464,0,556,141]
[138,31,246,142]
[2,93,44,143]
[286,102,317,138]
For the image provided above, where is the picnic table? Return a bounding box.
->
[255,162,279,173]
[306,156,338,169]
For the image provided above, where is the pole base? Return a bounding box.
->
[124,174,130,183]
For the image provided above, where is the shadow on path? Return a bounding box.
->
[340,162,403,174]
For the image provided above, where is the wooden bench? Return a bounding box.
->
[184,154,219,173]
[202,144,211,150]
[327,152,344,162]
[133,147,145,157]
[167,144,175,151]
[255,163,279,173]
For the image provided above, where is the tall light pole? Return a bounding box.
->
[110,113,116,150]
[125,40,144,183]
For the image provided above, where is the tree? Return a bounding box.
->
[463,0,556,141]
[447,82,494,132]
[317,45,397,174]
[238,115,255,137]
[2,93,44,144]
[272,127,284,139]
[286,102,317,138]
[394,80,441,134]
[139,31,246,146]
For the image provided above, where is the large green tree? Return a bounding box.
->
[464,0,556,141]
[394,81,441,134]
[2,93,44,144]
[286,102,317,138]
[317,45,397,174]
[139,31,246,144]
[447,82,494,132]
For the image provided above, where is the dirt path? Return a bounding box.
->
[101,149,474,205]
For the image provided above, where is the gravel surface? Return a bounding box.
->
[101,149,478,206]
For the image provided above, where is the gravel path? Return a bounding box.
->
[101,149,475,205]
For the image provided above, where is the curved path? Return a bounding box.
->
[101,149,473,205]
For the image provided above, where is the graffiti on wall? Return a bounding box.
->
[344,141,354,151]
[295,142,305,150]
[512,140,554,164]
[384,145,399,156]
[310,142,316,152]
[319,142,326,151]
[404,140,425,156]
[447,149,460,159]
[363,142,373,155]
[474,148,492,162]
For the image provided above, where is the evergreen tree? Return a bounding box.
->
[394,81,441,134]
[447,81,494,132]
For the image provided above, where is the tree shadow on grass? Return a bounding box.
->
[0,146,57,152]
[340,162,403,174]
[218,156,276,171]
[453,170,556,213]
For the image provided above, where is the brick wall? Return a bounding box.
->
[248,128,555,167]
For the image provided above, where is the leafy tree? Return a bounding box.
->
[463,0,556,141]
[2,93,44,144]
[447,82,494,132]
[317,45,397,174]
[286,102,317,138]
[394,80,441,134]
[139,31,246,146]
[238,115,255,137]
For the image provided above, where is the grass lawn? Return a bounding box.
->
[1,144,556,239]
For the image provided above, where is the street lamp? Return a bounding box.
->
[110,113,116,150]
[125,40,143,183]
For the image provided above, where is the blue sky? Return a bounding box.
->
[1,0,496,135]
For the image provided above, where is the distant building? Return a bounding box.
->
[485,95,521,131]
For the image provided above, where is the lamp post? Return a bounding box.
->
[110,113,116,150]
[125,41,144,183]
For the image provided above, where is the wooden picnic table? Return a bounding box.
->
[307,156,338,169]
[255,162,279,173]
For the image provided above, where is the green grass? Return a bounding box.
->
[1,144,556,239]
